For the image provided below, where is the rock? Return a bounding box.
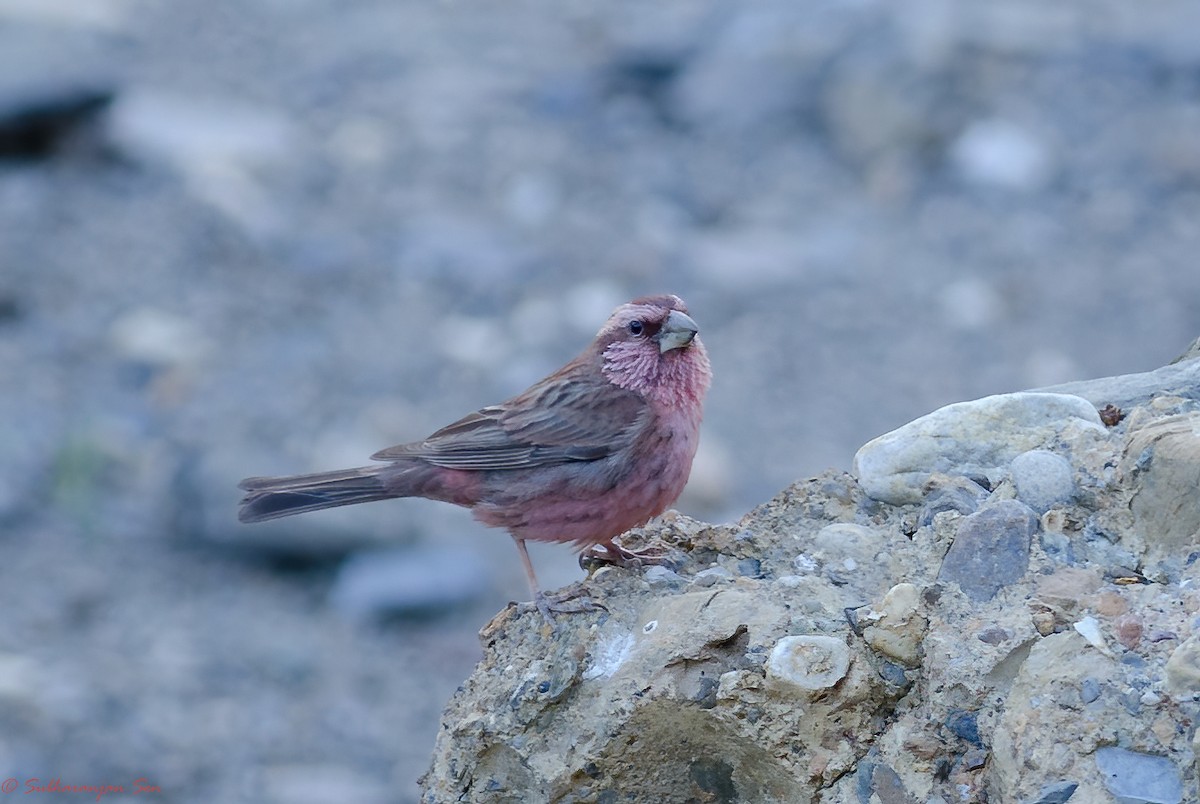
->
[1094,747,1183,804]
[938,500,1038,602]
[856,582,927,667]
[643,565,684,587]
[765,635,850,693]
[950,118,1053,191]
[424,356,1200,804]
[1072,616,1112,658]
[1036,356,1200,412]
[1026,781,1079,804]
[0,81,113,159]
[1010,449,1076,513]
[1121,412,1200,567]
[1165,636,1200,697]
[853,392,1104,505]
[108,307,210,368]
[329,545,490,620]
[692,566,733,588]
[918,474,990,527]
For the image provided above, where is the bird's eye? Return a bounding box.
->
[628,320,645,336]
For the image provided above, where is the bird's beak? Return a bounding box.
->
[657,310,699,353]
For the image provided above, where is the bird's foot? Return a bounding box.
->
[527,588,607,625]
[579,539,681,572]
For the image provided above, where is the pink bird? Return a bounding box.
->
[238,294,711,620]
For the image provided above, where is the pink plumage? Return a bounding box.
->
[238,294,711,618]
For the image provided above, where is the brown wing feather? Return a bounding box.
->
[370,356,647,470]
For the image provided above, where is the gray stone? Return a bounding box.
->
[1037,356,1200,410]
[853,393,1104,505]
[329,545,489,619]
[643,565,684,586]
[918,474,990,527]
[1094,747,1183,804]
[1026,781,1079,804]
[950,118,1053,191]
[1010,450,1076,513]
[1079,677,1101,704]
[938,500,1038,601]
[692,566,733,587]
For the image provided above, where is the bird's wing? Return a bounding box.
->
[370,362,648,470]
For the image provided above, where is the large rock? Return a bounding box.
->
[422,350,1200,803]
[852,391,1106,506]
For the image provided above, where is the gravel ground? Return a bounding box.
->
[1,1,1199,802]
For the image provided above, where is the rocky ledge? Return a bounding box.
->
[421,348,1200,804]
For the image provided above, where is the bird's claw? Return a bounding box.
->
[526,589,607,626]
[580,540,678,572]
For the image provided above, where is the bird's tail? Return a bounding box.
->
[237,466,394,523]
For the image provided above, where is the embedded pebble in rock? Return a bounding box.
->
[1073,616,1112,657]
[1122,411,1200,566]
[643,565,684,587]
[1010,449,1076,513]
[1115,615,1143,650]
[1094,746,1183,804]
[918,473,990,526]
[853,392,1104,505]
[1080,677,1101,704]
[736,558,762,577]
[1028,781,1080,804]
[856,582,927,667]
[692,566,732,587]
[938,500,1038,602]
[977,626,1010,645]
[765,635,851,694]
[1165,635,1200,696]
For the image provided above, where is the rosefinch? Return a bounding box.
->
[238,294,711,620]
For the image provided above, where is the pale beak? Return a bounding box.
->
[657,310,699,353]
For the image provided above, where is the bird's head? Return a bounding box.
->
[594,295,711,405]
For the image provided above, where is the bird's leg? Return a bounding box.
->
[512,537,599,624]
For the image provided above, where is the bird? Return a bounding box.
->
[238,294,711,621]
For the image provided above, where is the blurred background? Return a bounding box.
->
[1,1,1199,801]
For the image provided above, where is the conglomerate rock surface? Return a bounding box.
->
[423,351,1200,804]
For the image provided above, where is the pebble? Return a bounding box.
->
[977,626,1010,645]
[938,500,1038,602]
[1080,677,1101,704]
[853,392,1104,505]
[1115,615,1143,650]
[736,558,762,577]
[644,565,684,587]
[765,635,850,694]
[950,118,1053,191]
[692,566,733,588]
[918,474,990,527]
[0,81,114,159]
[1027,781,1079,804]
[1094,746,1183,804]
[1165,635,1200,696]
[859,583,925,667]
[328,545,489,620]
[1073,616,1112,657]
[945,709,982,747]
[1010,450,1076,513]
